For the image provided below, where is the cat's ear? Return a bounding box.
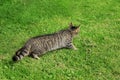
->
[69,22,73,28]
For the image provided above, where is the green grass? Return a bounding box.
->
[0,0,120,80]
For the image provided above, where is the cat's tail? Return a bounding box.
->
[12,47,29,62]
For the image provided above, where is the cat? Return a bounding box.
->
[12,23,80,61]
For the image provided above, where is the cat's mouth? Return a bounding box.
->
[75,32,79,35]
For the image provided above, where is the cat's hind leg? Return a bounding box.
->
[30,53,40,59]
[29,51,40,59]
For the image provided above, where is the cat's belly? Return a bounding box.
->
[48,42,66,51]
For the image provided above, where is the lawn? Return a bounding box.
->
[0,0,120,80]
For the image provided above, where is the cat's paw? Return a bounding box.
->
[34,56,40,60]
[74,47,78,50]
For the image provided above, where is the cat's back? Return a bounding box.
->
[31,29,71,41]
[25,29,72,51]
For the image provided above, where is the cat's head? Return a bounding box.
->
[69,22,80,35]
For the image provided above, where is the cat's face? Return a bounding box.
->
[69,23,80,35]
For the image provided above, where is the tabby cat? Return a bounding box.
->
[12,23,80,61]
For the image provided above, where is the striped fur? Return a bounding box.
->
[12,23,80,61]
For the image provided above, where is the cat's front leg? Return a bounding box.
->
[71,44,78,50]
[66,43,77,50]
